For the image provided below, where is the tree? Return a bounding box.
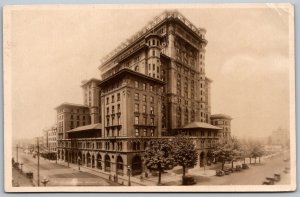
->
[250,143,264,164]
[144,139,174,185]
[212,138,240,170]
[171,135,198,181]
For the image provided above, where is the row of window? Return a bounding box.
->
[106,93,121,104]
[106,104,121,115]
[70,114,87,121]
[106,116,121,126]
[134,103,154,114]
[135,128,155,137]
[134,93,154,102]
[134,81,154,91]
[134,116,155,126]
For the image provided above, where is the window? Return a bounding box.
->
[117,93,120,101]
[201,131,205,136]
[117,116,121,125]
[142,83,146,90]
[150,106,154,114]
[106,118,110,126]
[142,95,146,102]
[143,117,147,125]
[153,73,156,78]
[152,40,155,46]
[106,97,109,104]
[112,95,115,103]
[150,96,154,103]
[150,129,154,136]
[143,129,147,136]
[135,116,139,125]
[112,106,115,114]
[150,85,153,91]
[134,104,139,112]
[106,107,109,115]
[135,129,139,136]
[153,64,155,70]
[117,104,120,113]
[157,66,160,73]
[135,81,139,88]
[143,105,146,113]
[150,118,154,126]
[134,93,139,100]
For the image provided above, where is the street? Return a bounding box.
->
[146,151,291,186]
[13,149,291,187]
[13,151,116,186]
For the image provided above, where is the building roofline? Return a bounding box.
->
[98,10,206,70]
[210,114,233,120]
[205,77,213,83]
[54,102,89,109]
[81,78,102,87]
[99,68,166,87]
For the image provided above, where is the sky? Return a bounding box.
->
[6,4,293,140]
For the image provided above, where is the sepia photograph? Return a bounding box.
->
[3,3,296,192]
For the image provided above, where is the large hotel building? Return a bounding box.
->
[56,10,232,180]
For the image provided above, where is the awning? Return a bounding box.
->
[67,123,101,133]
[182,122,222,130]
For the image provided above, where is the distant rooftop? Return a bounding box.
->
[99,68,166,87]
[183,122,222,130]
[210,114,233,120]
[67,123,101,133]
[81,78,101,87]
[55,102,88,109]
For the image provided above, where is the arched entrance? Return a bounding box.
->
[104,155,111,172]
[87,152,91,167]
[200,152,204,167]
[92,155,95,168]
[78,152,82,165]
[82,153,85,166]
[117,156,124,175]
[131,155,142,176]
[96,153,102,170]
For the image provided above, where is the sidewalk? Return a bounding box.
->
[56,160,155,186]
[12,168,35,187]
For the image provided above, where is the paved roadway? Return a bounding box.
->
[147,151,291,186]
[16,151,115,186]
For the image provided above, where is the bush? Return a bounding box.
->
[13,162,19,169]
[182,176,196,185]
[26,172,33,179]
[236,165,242,171]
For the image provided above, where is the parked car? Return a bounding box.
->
[236,165,242,172]
[182,176,196,185]
[216,170,225,177]
[242,164,249,169]
[224,168,232,175]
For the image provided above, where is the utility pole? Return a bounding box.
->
[37,138,40,187]
[16,144,19,163]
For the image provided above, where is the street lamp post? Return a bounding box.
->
[127,165,131,186]
[16,144,19,163]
